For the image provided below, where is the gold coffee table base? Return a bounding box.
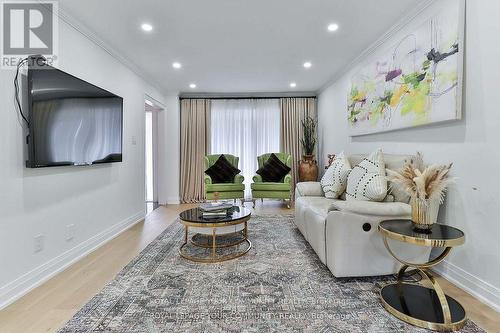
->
[190,231,247,249]
[179,216,251,263]
[179,238,251,263]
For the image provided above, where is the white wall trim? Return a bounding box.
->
[433,261,500,313]
[317,0,435,94]
[179,92,317,99]
[0,211,145,310]
[165,197,181,205]
[144,93,166,110]
[37,0,164,93]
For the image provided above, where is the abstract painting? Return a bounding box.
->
[348,0,464,136]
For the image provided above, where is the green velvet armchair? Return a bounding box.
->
[204,154,245,203]
[251,153,292,208]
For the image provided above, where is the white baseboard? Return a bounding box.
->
[166,197,180,205]
[0,211,145,310]
[433,260,500,313]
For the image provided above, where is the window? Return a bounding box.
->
[211,99,280,198]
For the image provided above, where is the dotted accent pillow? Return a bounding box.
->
[346,149,387,201]
[320,152,352,199]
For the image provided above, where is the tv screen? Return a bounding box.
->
[26,64,123,168]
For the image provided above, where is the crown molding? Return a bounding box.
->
[41,1,165,94]
[144,92,168,106]
[317,0,436,95]
[179,91,317,99]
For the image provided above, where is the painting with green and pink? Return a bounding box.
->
[348,0,464,136]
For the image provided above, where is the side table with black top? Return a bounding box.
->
[378,220,466,331]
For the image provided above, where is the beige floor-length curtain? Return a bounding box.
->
[180,99,211,203]
[280,97,317,192]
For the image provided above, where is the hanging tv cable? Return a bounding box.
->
[14,57,30,126]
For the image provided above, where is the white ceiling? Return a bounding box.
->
[60,0,423,94]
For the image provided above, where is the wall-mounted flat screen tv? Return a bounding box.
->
[26,63,123,168]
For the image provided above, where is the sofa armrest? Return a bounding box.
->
[295,182,324,197]
[234,174,244,184]
[328,200,411,217]
[253,174,262,183]
[204,174,212,185]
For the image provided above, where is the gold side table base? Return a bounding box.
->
[380,282,466,331]
[379,234,467,331]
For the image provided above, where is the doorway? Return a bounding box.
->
[145,97,163,215]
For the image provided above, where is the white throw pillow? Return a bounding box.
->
[320,152,352,199]
[346,149,387,201]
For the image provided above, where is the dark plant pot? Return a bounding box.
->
[299,155,318,182]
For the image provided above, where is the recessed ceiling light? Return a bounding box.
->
[189,83,197,89]
[172,62,182,69]
[327,23,339,32]
[303,62,312,69]
[145,99,153,106]
[290,82,297,88]
[141,23,153,32]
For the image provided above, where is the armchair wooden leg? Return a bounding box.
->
[240,198,245,207]
[261,198,263,203]
[252,199,256,208]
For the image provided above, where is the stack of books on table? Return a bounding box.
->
[199,202,234,218]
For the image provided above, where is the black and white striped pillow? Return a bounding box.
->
[346,149,387,201]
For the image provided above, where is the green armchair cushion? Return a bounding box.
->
[251,182,291,191]
[206,183,245,192]
[205,154,241,183]
[256,153,291,182]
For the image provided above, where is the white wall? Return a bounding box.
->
[158,95,181,205]
[317,0,500,311]
[0,16,166,308]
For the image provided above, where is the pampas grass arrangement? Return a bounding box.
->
[387,152,454,203]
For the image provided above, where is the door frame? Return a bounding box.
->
[144,95,164,205]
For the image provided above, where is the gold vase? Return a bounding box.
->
[410,197,439,232]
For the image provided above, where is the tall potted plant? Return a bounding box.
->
[299,116,318,182]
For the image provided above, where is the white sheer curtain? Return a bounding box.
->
[211,99,280,199]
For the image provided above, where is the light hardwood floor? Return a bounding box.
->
[0,202,498,333]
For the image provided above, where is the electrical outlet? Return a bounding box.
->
[34,234,44,253]
[66,224,75,241]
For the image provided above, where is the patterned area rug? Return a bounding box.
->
[59,214,484,333]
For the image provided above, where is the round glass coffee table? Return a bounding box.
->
[179,206,251,263]
[378,220,466,331]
